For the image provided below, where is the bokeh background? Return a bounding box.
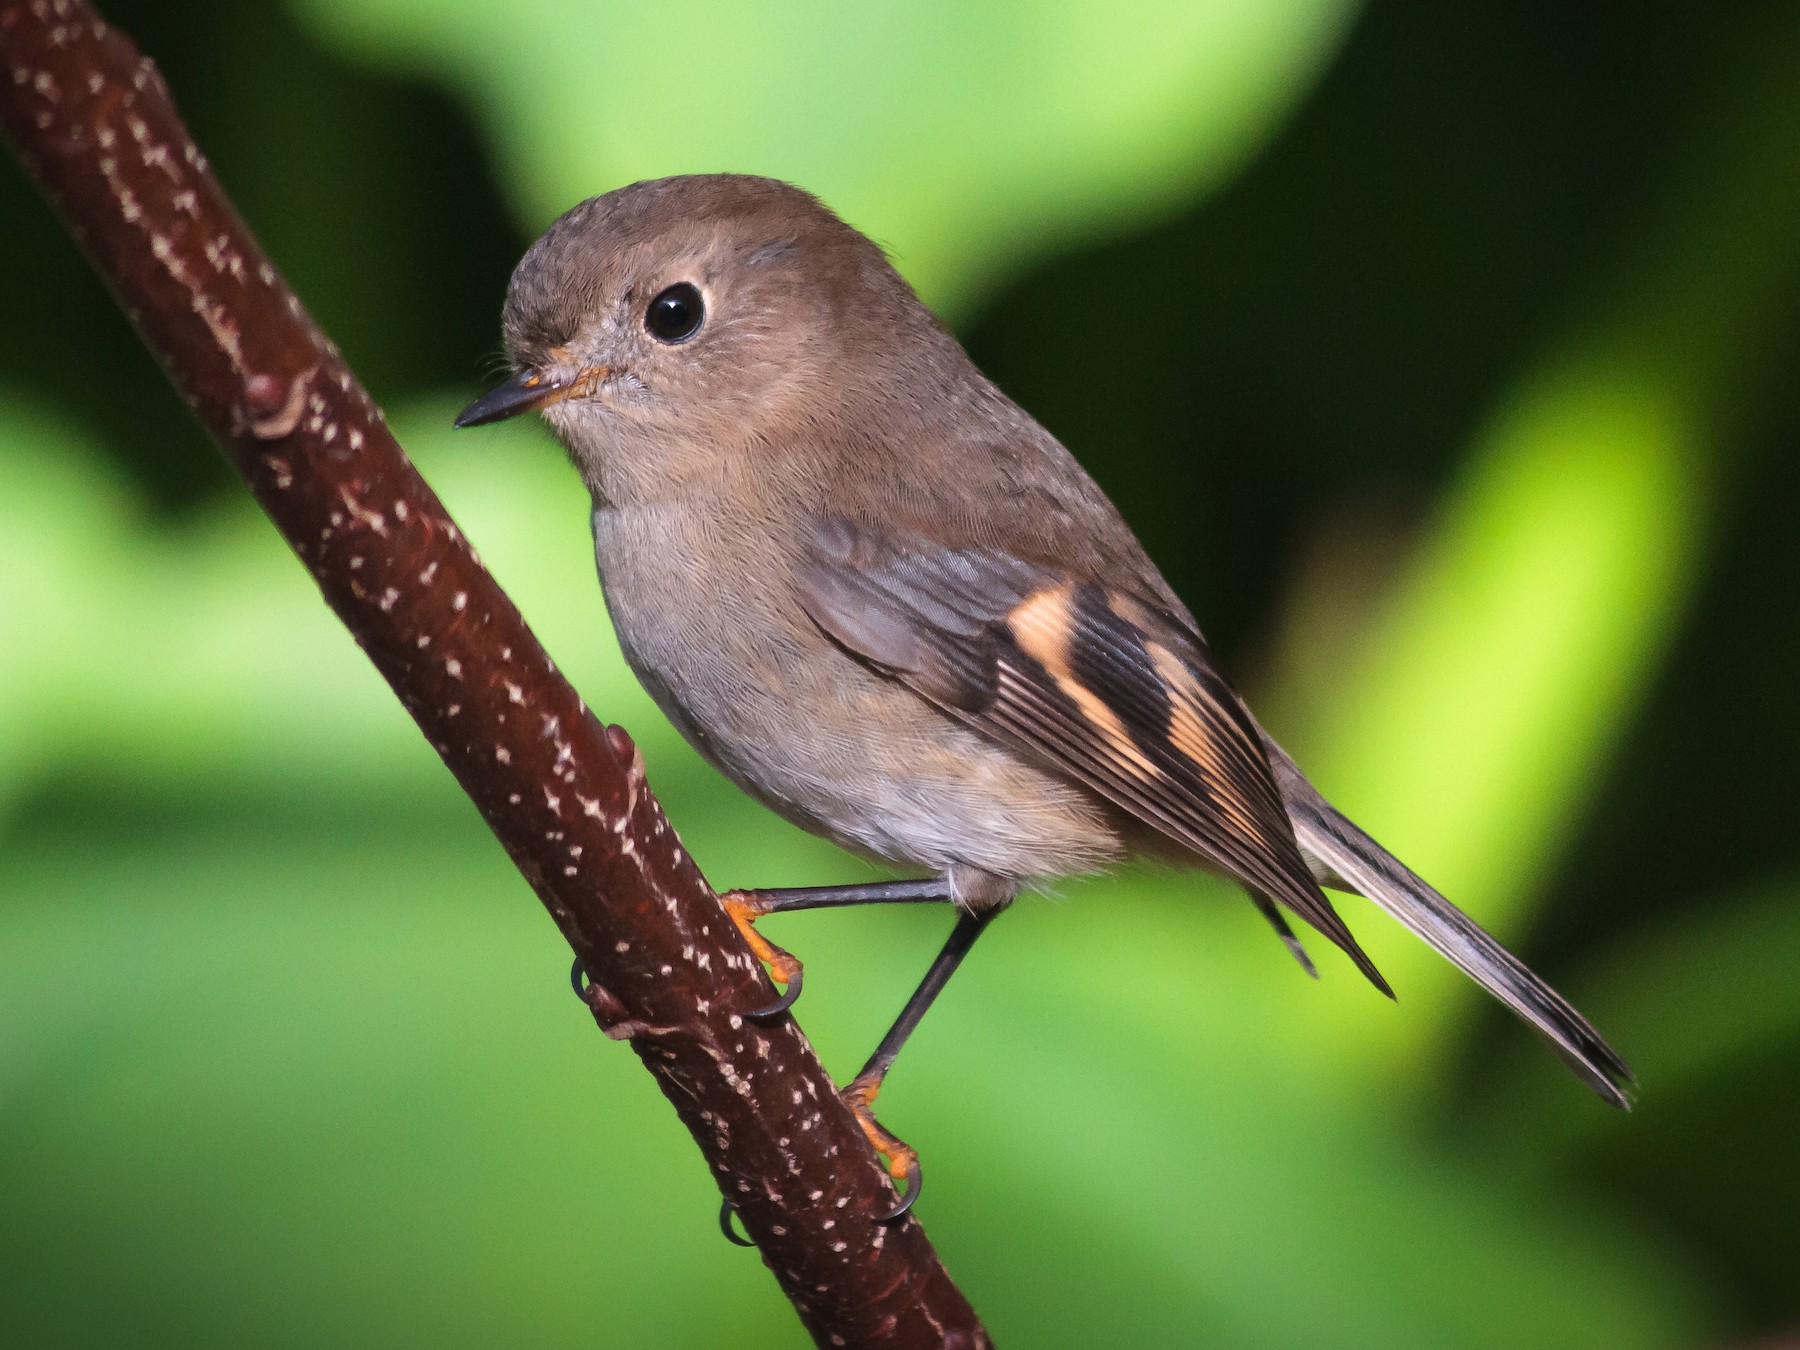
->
[3,1,1798,1345]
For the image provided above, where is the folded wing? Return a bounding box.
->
[799,519,1390,994]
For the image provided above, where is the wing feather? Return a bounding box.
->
[800,522,1389,992]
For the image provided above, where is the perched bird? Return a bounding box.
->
[456,173,1633,1221]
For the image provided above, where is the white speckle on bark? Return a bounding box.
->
[337,485,387,536]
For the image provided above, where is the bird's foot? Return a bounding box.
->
[844,1072,921,1222]
[714,1076,918,1246]
[722,889,804,1019]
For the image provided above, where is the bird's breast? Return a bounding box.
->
[589,497,1120,881]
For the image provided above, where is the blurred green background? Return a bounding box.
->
[3,1,1798,1345]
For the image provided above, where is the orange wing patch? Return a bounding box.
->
[1144,638,1269,848]
[1006,584,1159,784]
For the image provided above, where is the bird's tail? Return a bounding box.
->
[1261,737,1636,1109]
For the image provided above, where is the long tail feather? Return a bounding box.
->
[1262,737,1636,1109]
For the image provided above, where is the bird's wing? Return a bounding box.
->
[798,518,1390,994]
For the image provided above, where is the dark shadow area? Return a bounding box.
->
[0,0,524,512]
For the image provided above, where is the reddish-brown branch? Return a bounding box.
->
[0,4,988,1346]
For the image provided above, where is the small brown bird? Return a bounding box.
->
[456,174,1632,1222]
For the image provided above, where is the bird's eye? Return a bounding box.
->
[645,282,704,343]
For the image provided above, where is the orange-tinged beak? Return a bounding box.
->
[453,366,604,428]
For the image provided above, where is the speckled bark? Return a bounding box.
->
[0,4,989,1345]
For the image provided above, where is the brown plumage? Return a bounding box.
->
[457,174,1633,1217]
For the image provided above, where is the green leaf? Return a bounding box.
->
[1480,875,1800,1162]
[0,839,1707,1350]
[288,0,1360,314]
[1263,19,1800,1082]
[0,396,696,828]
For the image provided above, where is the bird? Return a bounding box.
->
[454,173,1633,1223]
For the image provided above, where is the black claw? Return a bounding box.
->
[570,957,592,1004]
[748,965,802,1021]
[719,1198,756,1247]
[877,1156,922,1224]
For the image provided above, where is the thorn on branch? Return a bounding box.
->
[573,957,678,1041]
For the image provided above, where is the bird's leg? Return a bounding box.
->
[722,878,955,1019]
[843,906,999,1222]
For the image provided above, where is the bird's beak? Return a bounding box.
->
[453,367,600,429]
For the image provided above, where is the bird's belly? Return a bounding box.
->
[593,506,1118,881]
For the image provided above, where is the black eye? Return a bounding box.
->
[645,282,704,343]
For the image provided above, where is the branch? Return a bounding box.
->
[0,4,988,1346]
